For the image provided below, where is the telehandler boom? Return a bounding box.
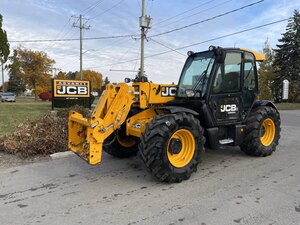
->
[69,46,280,182]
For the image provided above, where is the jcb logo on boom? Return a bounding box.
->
[161,87,177,97]
[220,104,238,112]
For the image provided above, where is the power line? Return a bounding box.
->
[90,0,126,19]
[148,0,154,16]
[149,0,264,38]
[149,38,186,57]
[154,0,216,27]
[47,16,73,49]
[154,0,233,30]
[53,17,72,40]
[82,0,106,15]
[88,0,231,52]
[89,0,228,55]
[81,0,105,14]
[9,0,255,44]
[136,0,142,10]
[86,18,288,69]
[8,34,138,43]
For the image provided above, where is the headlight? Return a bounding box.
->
[185,89,196,97]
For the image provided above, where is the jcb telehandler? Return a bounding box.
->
[68,46,281,182]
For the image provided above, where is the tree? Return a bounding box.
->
[6,49,26,95]
[16,47,55,100]
[76,70,103,91]
[273,10,300,102]
[104,76,110,85]
[99,76,110,95]
[54,71,69,80]
[0,14,10,92]
[68,71,77,80]
[258,39,275,100]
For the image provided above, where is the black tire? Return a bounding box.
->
[240,106,281,156]
[103,125,139,158]
[138,112,205,183]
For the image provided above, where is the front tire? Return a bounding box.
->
[240,106,281,156]
[103,126,139,158]
[139,112,205,183]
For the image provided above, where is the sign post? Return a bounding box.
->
[52,79,91,109]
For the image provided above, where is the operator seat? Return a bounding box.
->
[220,72,240,92]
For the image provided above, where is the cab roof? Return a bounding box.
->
[240,48,265,62]
[219,47,265,62]
[194,46,266,62]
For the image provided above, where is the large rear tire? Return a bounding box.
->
[240,106,280,156]
[139,112,205,183]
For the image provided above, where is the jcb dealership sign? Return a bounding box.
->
[53,79,90,98]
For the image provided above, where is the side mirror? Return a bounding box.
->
[124,78,131,83]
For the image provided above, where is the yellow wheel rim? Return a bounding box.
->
[260,118,275,147]
[116,132,136,148]
[167,129,196,168]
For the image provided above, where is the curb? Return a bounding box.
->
[50,151,74,160]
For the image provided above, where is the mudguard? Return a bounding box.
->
[252,100,279,114]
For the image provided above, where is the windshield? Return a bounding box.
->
[2,93,14,96]
[177,51,215,97]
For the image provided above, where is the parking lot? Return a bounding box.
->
[0,110,299,225]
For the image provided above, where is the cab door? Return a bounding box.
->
[241,52,258,120]
[208,51,243,125]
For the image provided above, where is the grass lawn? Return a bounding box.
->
[0,96,299,137]
[275,103,300,110]
[0,97,51,136]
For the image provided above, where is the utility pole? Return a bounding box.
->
[139,0,152,79]
[73,15,90,80]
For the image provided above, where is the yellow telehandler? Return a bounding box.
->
[68,46,281,182]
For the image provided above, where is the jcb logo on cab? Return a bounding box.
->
[220,104,238,112]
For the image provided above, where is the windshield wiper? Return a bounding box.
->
[191,70,207,91]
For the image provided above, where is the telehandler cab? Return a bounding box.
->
[68,46,281,182]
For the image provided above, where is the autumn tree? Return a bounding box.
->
[76,69,103,91]
[16,47,55,100]
[257,39,275,100]
[54,71,69,80]
[273,10,300,102]
[0,14,10,92]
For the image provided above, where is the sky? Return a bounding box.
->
[1,0,299,85]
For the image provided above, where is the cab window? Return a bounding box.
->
[243,53,256,91]
[213,52,242,93]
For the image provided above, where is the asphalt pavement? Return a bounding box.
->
[0,110,300,225]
